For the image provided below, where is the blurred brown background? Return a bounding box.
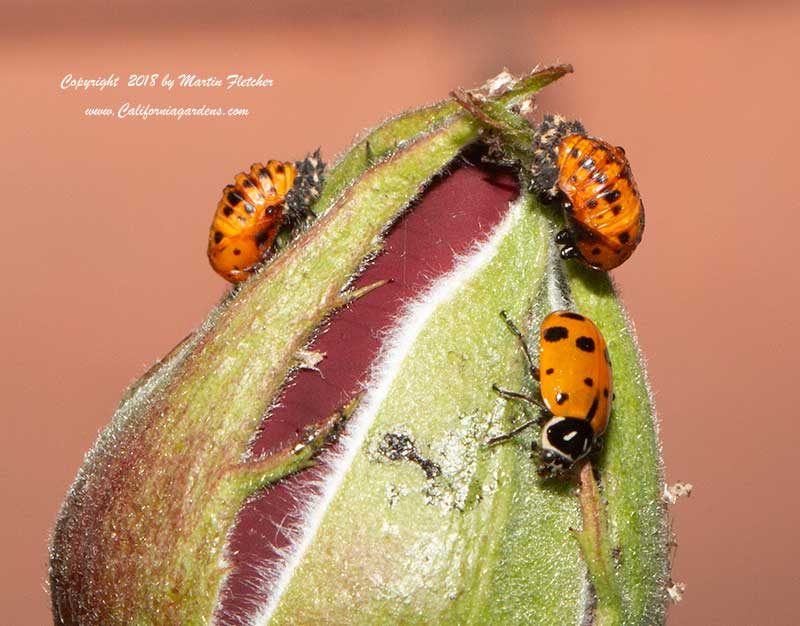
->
[2,1,798,624]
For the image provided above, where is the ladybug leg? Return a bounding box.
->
[487,416,541,447]
[499,310,539,381]
[555,229,574,245]
[555,229,584,262]
[491,384,546,409]
[559,246,581,261]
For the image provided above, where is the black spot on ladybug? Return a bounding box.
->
[591,247,601,255]
[556,392,569,405]
[587,199,598,209]
[544,326,569,342]
[214,231,223,244]
[255,229,272,248]
[546,368,555,375]
[576,336,596,352]
[244,203,255,215]
[581,157,595,170]
[233,248,241,256]
[570,148,580,158]
[612,205,622,216]
[559,312,586,321]
[584,377,594,387]
[586,395,599,421]
[223,206,234,217]
[603,189,622,203]
[603,388,609,398]
[227,191,243,206]
[618,232,631,244]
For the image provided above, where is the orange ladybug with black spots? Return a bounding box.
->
[491,310,613,477]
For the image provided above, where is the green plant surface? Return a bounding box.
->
[49,66,573,626]
[566,261,670,625]
[262,195,669,626]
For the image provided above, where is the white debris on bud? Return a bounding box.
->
[485,69,516,97]
[295,349,326,372]
[663,481,693,504]
[667,581,686,603]
[517,97,537,122]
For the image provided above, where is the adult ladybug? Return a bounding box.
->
[531,115,645,271]
[490,310,613,477]
[207,151,324,283]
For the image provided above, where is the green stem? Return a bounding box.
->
[574,461,624,626]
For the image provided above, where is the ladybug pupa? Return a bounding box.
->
[207,151,325,283]
[531,114,645,271]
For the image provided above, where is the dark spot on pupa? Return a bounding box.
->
[227,190,243,205]
[612,205,622,216]
[275,163,285,173]
[591,247,602,255]
[570,147,580,158]
[255,229,272,248]
[584,377,594,387]
[233,248,241,255]
[587,199,598,209]
[619,231,631,244]
[556,392,569,405]
[576,336,596,352]
[559,312,585,321]
[603,189,622,204]
[603,388,610,398]
[223,206,233,217]
[242,178,254,188]
[546,368,555,375]
[214,231,223,244]
[543,326,569,342]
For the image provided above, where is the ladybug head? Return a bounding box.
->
[535,416,595,477]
